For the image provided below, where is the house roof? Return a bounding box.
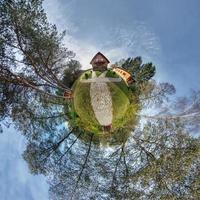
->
[112,66,131,75]
[90,52,110,64]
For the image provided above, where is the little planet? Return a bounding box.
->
[65,52,139,137]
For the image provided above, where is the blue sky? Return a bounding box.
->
[0,126,48,200]
[1,1,200,200]
[44,0,200,95]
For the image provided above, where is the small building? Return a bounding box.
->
[90,52,110,71]
[112,66,134,85]
[63,90,73,100]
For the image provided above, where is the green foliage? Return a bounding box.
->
[95,71,102,77]
[120,57,156,84]
[106,69,119,78]
[108,81,139,131]
[122,57,142,72]
[0,0,74,121]
[85,73,89,79]
[137,63,156,83]
[62,59,82,88]
[82,71,92,80]
[128,120,200,199]
[72,77,101,133]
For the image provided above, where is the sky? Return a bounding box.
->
[0,126,48,200]
[1,1,200,200]
[44,0,200,96]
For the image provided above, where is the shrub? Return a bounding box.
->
[85,73,89,79]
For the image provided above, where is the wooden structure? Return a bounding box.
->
[90,52,110,71]
[112,66,134,85]
[63,90,73,100]
[102,124,112,132]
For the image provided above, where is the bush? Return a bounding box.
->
[106,70,119,78]
[85,73,89,79]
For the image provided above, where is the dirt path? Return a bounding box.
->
[90,72,113,126]
[81,77,121,83]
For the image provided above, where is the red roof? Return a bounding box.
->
[90,52,110,64]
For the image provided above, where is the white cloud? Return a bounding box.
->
[43,0,161,69]
[102,24,161,62]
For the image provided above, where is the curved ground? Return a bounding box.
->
[72,70,138,133]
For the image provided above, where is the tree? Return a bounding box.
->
[2,69,198,199]
[139,80,176,106]
[127,120,200,199]
[20,87,200,199]
[140,90,200,134]
[21,111,200,199]
[119,56,156,84]
[0,0,74,122]
[62,59,82,88]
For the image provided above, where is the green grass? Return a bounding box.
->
[72,77,101,133]
[106,69,119,78]
[95,71,102,77]
[82,70,92,79]
[108,81,139,131]
[70,71,139,135]
[114,80,133,99]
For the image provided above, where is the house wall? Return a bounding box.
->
[112,67,133,84]
[93,64,107,71]
[91,54,108,71]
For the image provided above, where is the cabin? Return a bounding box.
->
[63,90,73,100]
[112,66,134,85]
[90,52,110,71]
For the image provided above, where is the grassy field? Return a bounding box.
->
[108,80,139,131]
[72,76,101,133]
[82,70,92,79]
[95,71,102,77]
[106,69,119,78]
[71,70,139,134]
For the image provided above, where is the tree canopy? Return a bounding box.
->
[0,0,74,122]
[116,57,156,84]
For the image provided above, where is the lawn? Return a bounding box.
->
[106,69,119,78]
[95,71,102,77]
[72,76,101,133]
[108,80,139,131]
[71,71,139,135]
[114,80,133,99]
[82,70,92,79]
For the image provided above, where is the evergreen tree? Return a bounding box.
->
[62,59,82,88]
[120,56,156,83]
[0,0,74,121]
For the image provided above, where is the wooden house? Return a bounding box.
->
[63,90,73,100]
[90,52,110,71]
